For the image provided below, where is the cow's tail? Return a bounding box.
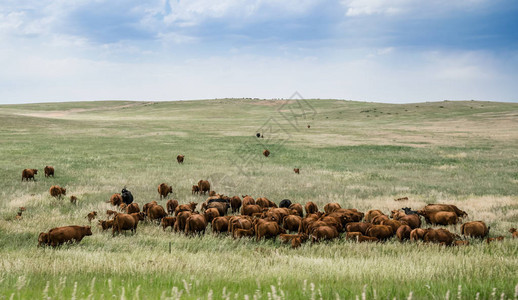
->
[460,223,465,235]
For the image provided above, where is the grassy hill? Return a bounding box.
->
[0,99,517,299]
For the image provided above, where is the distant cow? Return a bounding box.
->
[166,199,179,215]
[410,228,427,241]
[49,185,66,198]
[161,216,176,231]
[177,155,184,164]
[112,213,144,236]
[44,166,55,178]
[365,210,384,223]
[98,219,114,231]
[510,228,518,239]
[86,211,97,223]
[147,205,167,223]
[366,225,393,241]
[126,203,140,214]
[279,199,292,209]
[294,168,300,174]
[175,202,197,216]
[423,228,455,246]
[22,169,38,181]
[256,221,285,241]
[311,226,339,242]
[396,225,412,242]
[204,208,220,223]
[461,221,490,238]
[486,236,504,244]
[420,204,467,218]
[70,195,77,204]
[283,215,302,233]
[421,211,458,226]
[230,196,242,213]
[289,203,303,217]
[47,226,92,247]
[402,207,418,215]
[324,203,341,214]
[304,202,318,216]
[185,214,208,235]
[212,216,230,234]
[38,232,49,247]
[110,193,123,206]
[121,188,133,205]
[263,149,270,157]
[192,185,200,195]
[256,133,261,138]
[197,180,210,195]
[346,222,372,235]
[157,183,173,199]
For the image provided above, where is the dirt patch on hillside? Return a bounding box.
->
[15,102,154,119]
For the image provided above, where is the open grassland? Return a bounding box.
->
[0,99,518,299]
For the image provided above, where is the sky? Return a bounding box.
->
[0,0,517,104]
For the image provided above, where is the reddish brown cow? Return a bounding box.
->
[421,204,467,218]
[98,219,114,231]
[381,219,404,233]
[234,228,255,238]
[204,208,220,223]
[242,204,262,216]
[358,235,379,243]
[70,195,77,204]
[289,203,304,217]
[148,205,167,222]
[394,214,421,229]
[346,232,363,240]
[177,155,184,164]
[423,228,455,246]
[461,221,490,238]
[366,225,393,241]
[38,232,49,247]
[192,185,200,195]
[294,168,300,174]
[396,225,412,242]
[185,214,208,235]
[44,166,54,178]
[126,203,140,214]
[212,216,230,234]
[157,183,173,199]
[454,240,469,246]
[48,226,92,247]
[423,211,458,225]
[49,185,66,198]
[242,195,255,206]
[346,222,372,235]
[256,221,284,241]
[110,193,123,206]
[86,211,97,223]
[304,202,318,215]
[410,228,426,241]
[161,216,176,231]
[197,180,210,195]
[365,210,384,223]
[263,149,270,157]
[283,215,302,233]
[174,211,192,232]
[22,169,38,181]
[510,228,518,238]
[143,201,158,215]
[229,216,253,233]
[324,203,341,214]
[166,199,179,215]
[230,196,242,213]
[112,213,144,236]
[175,202,197,216]
[311,225,339,242]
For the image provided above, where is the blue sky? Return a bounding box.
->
[0,0,517,104]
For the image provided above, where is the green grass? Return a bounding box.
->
[0,99,517,299]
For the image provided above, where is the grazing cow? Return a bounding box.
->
[234,228,255,239]
[454,240,469,246]
[110,193,123,206]
[206,202,229,216]
[396,225,412,242]
[242,204,262,216]
[209,190,216,197]
[366,225,393,241]
[161,216,176,231]
[256,133,261,138]
[304,202,318,216]
[174,211,192,232]
[421,204,467,218]
[69,196,77,204]
[185,214,208,235]
[381,219,404,233]
[119,203,127,211]
[22,169,38,181]
[365,210,384,223]
[486,236,504,244]
[143,201,158,215]
[198,180,211,195]
[422,211,458,225]
[148,205,167,223]
[279,233,307,243]
[126,203,140,214]
[121,188,133,205]
[346,222,372,235]
[410,228,427,241]
[38,232,49,247]
[307,125,310,129]
[204,208,220,223]
[256,221,285,241]
[291,236,305,248]
[230,196,242,213]
[49,185,66,198]
[175,202,197,216]
[212,216,230,234]
[48,226,92,247]
[461,221,490,238]
[423,228,455,246]
[402,207,418,215]
[283,215,302,233]
[98,219,114,231]
[263,149,270,157]
[394,214,421,229]
[324,203,341,214]
[289,203,304,217]
[395,197,409,201]
[256,197,273,208]
[229,216,253,233]
[176,155,184,164]
[294,168,300,174]
[279,199,292,209]
[242,195,255,206]
[44,166,54,178]
[166,199,179,215]
[358,235,379,243]
[86,211,97,223]
[112,213,144,236]
[510,228,518,238]
[157,183,173,199]
[371,215,390,225]
[192,185,200,195]
[311,225,339,242]
[346,232,363,240]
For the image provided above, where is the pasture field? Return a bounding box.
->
[0,99,518,299]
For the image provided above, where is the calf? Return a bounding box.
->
[22,169,38,181]
[166,199,179,215]
[234,228,254,239]
[86,211,97,223]
[49,185,66,198]
[98,219,114,231]
[230,196,242,213]
[70,195,77,204]
[38,232,49,247]
[510,228,518,239]
[176,154,184,164]
[293,168,300,174]
[157,183,173,199]
[161,216,176,231]
[486,236,504,244]
[44,166,55,177]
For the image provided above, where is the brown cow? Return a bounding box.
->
[346,222,372,235]
[230,196,242,213]
[423,228,455,246]
[421,204,467,218]
[510,228,518,238]
[126,203,140,214]
[197,180,210,195]
[242,204,262,216]
[234,228,255,239]
[185,214,208,235]
[256,197,274,208]
[283,215,302,233]
[454,240,469,246]
[294,168,300,174]
[422,211,458,225]
[381,219,404,233]
[230,216,253,233]
[396,225,412,242]
[157,183,173,199]
[289,203,304,217]
[147,205,167,222]
[112,213,144,236]
[209,190,216,197]
[279,233,307,243]
[371,215,390,225]
[22,169,38,181]
[44,166,54,177]
[242,195,255,206]
[358,235,379,243]
[256,221,284,241]
[166,199,179,215]
[204,208,220,223]
[110,193,123,206]
[176,154,184,164]
[304,202,318,215]
[461,221,490,238]
[161,216,176,231]
[86,211,97,223]
[263,149,270,157]
[212,216,230,234]
[486,236,504,244]
[174,211,192,232]
[143,201,158,215]
[70,195,77,204]
[324,203,341,214]
[311,225,339,242]
[48,226,92,247]
[98,219,114,231]
[346,232,363,240]
[366,225,393,241]
[206,201,229,216]
[175,202,197,216]
[394,214,421,229]
[410,228,427,241]
[365,210,384,223]
[192,185,200,195]
[49,185,66,198]
[38,232,49,247]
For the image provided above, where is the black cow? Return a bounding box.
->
[402,207,418,215]
[256,133,261,138]
[279,199,292,208]
[121,188,134,205]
